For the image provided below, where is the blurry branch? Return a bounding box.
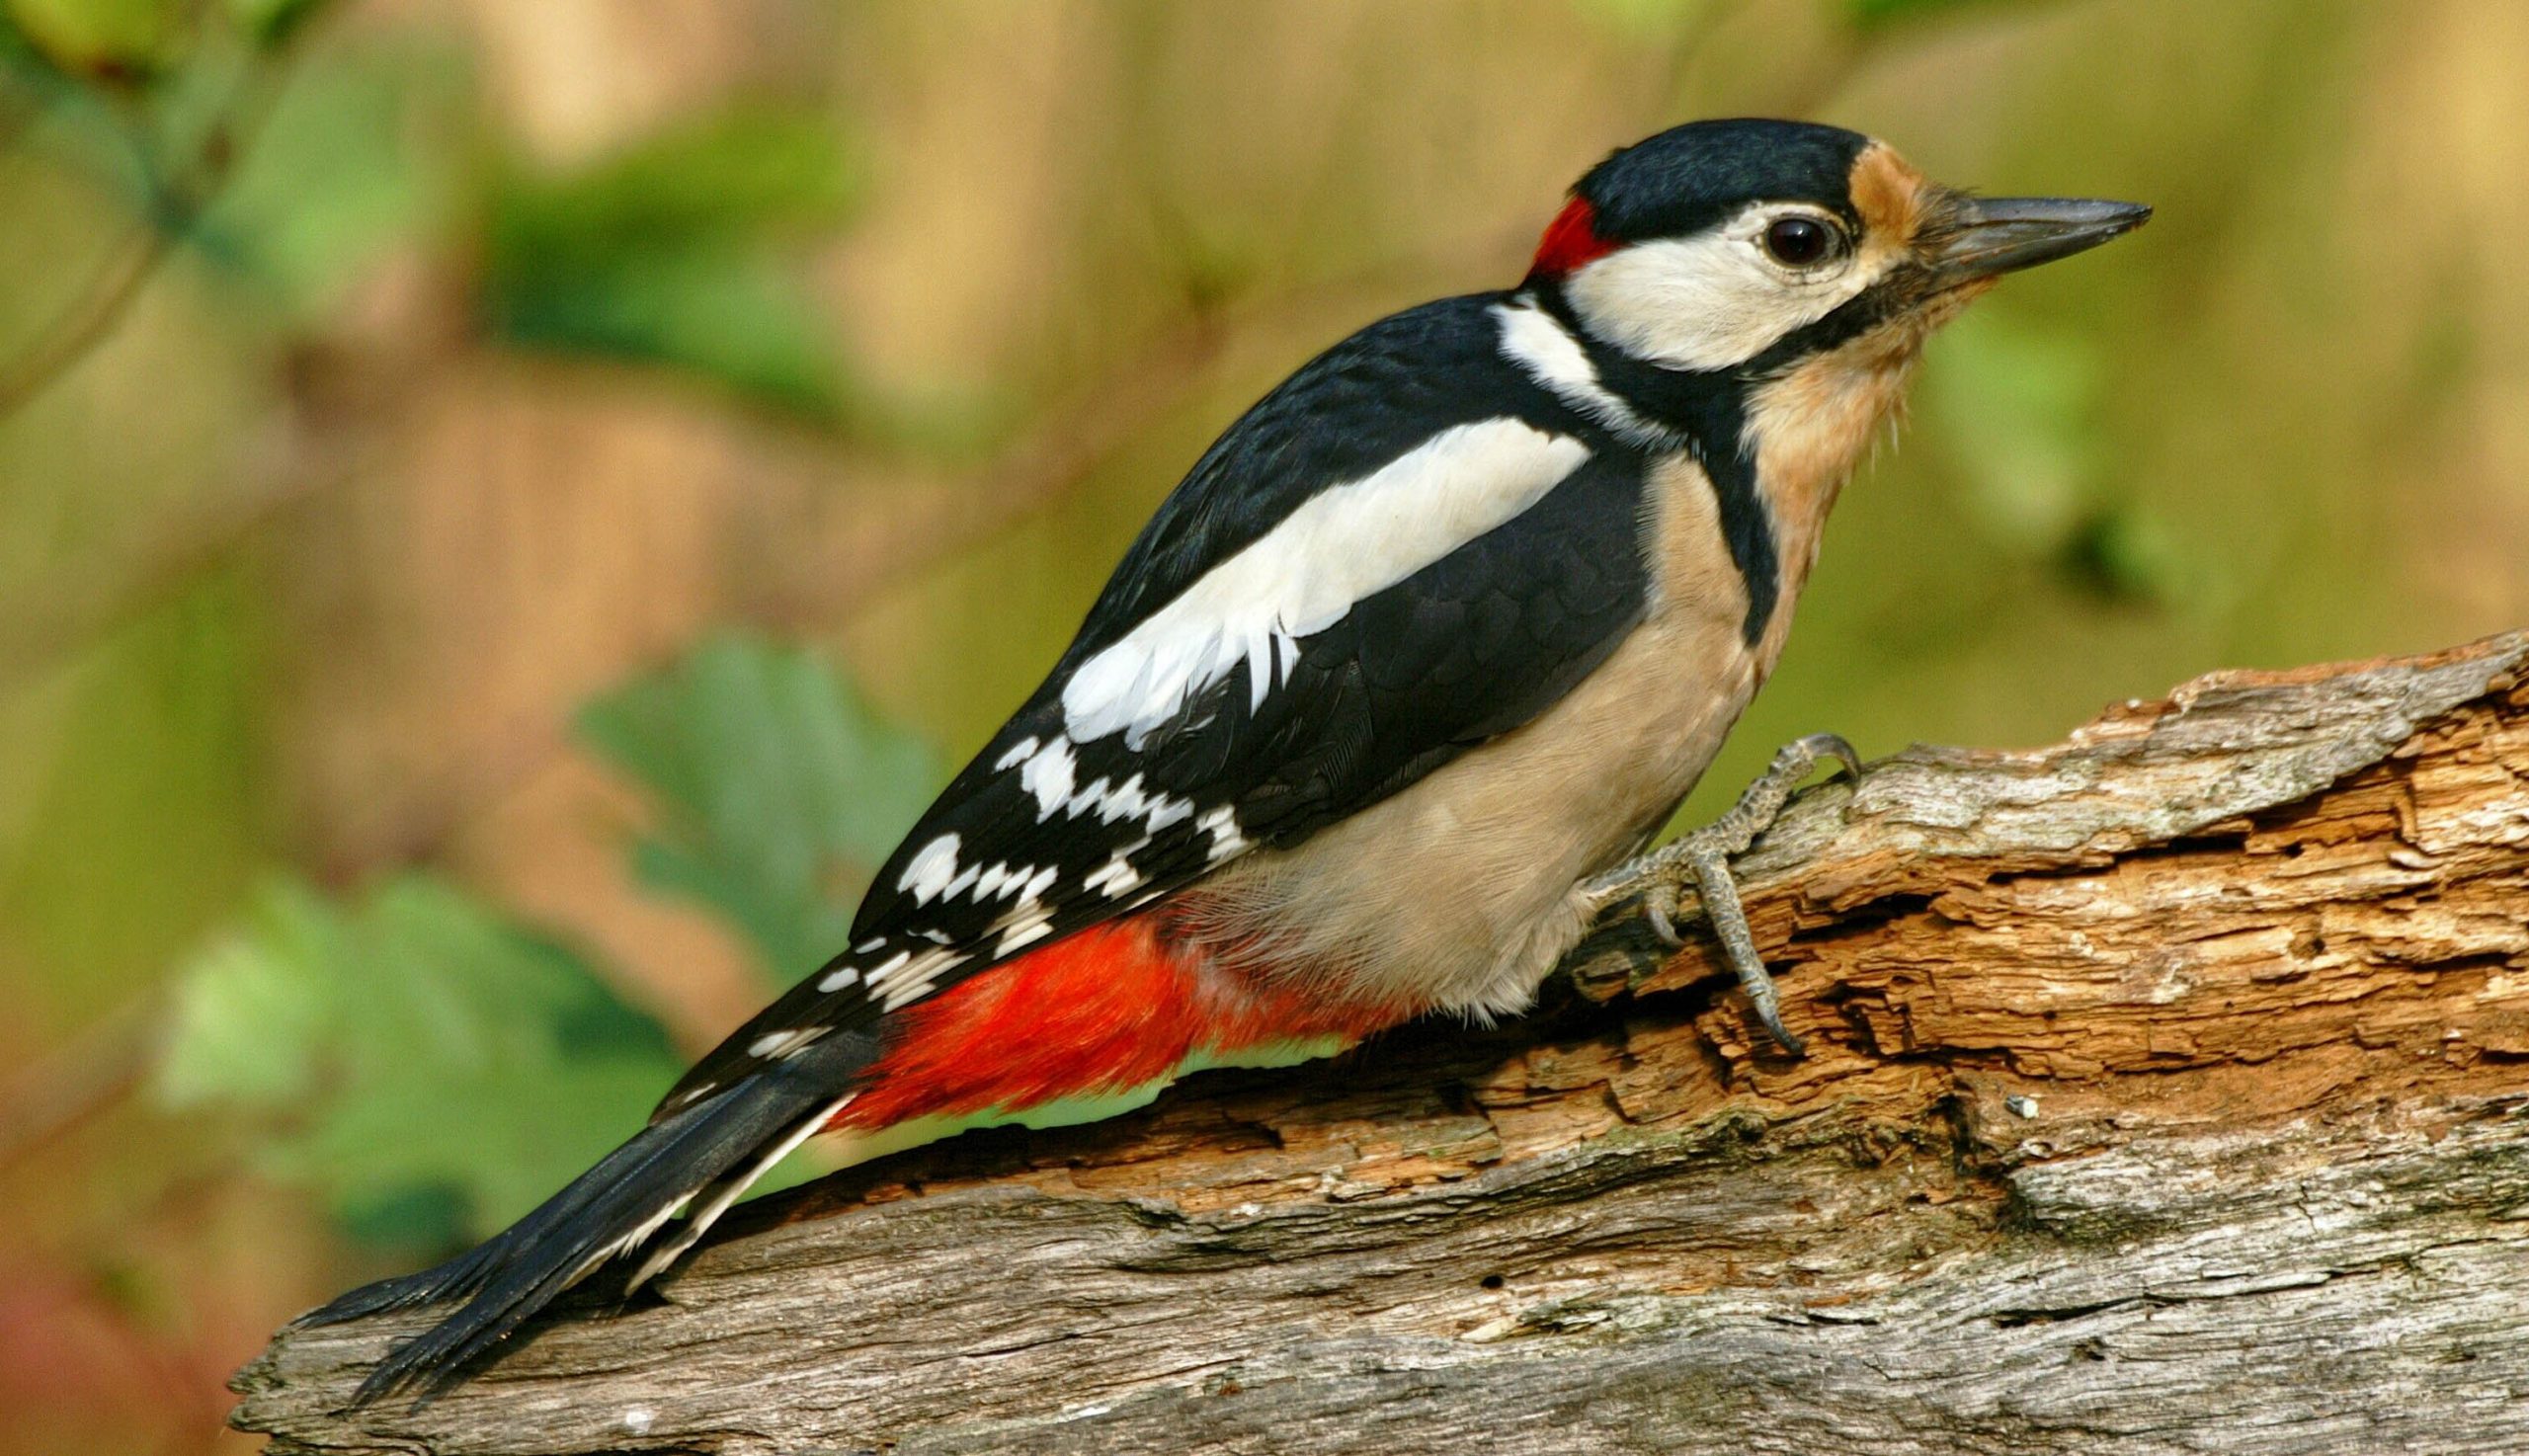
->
[0,447,338,682]
[0,994,160,1169]
[0,211,171,416]
[233,634,2529,1455]
[0,12,313,419]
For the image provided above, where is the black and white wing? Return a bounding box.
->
[659,293,1649,1112]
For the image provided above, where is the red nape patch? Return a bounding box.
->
[829,916,1404,1131]
[1525,197,1616,281]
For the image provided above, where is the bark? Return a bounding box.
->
[231,633,2529,1456]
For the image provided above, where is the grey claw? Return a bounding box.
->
[1799,731,1864,782]
[1749,998,1806,1057]
[1644,892,1682,947]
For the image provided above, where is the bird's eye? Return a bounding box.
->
[1761,216,1839,268]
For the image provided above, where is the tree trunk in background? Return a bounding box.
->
[231,634,2529,1456]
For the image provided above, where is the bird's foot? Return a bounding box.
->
[1581,733,1862,1055]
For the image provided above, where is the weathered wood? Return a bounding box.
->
[232,633,2529,1456]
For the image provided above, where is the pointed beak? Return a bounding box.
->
[1925,197,2152,285]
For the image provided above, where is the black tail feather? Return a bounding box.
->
[300,1034,869,1406]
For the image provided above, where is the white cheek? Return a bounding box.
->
[1563,233,1875,371]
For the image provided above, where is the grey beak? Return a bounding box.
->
[1928,197,2152,284]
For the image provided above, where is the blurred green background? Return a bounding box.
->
[0,0,2521,1448]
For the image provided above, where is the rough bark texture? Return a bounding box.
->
[233,634,2529,1456]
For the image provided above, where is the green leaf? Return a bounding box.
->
[154,878,340,1109]
[480,105,862,418]
[492,106,861,250]
[193,35,461,318]
[491,249,848,419]
[152,876,687,1241]
[577,634,938,985]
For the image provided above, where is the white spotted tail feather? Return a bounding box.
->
[298,1032,873,1403]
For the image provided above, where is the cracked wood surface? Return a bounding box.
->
[233,632,2529,1455]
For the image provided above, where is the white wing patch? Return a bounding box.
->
[868,944,969,1011]
[1017,737,1076,816]
[746,1025,826,1060]
[996,730,1199,836]
[898,833,963,905]
[1072,771,1192,831]
[995,912,1055,955]
[1196,804,1248,864]
[1082,837,1151,899]
[1058,418,1591,749]
[967,861,1051,906]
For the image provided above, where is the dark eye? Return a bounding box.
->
[1761,215,1838,268]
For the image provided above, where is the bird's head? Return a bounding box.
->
[1523,119,2150,376]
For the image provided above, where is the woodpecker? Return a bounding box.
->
[310,118,2147,1398]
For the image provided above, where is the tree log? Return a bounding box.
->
[231,633,2529,1456]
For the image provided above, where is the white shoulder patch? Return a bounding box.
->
[1492,298,1666,445]
[1060,418,1590,747]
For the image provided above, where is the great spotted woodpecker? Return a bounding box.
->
[312,118,2147,1397]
